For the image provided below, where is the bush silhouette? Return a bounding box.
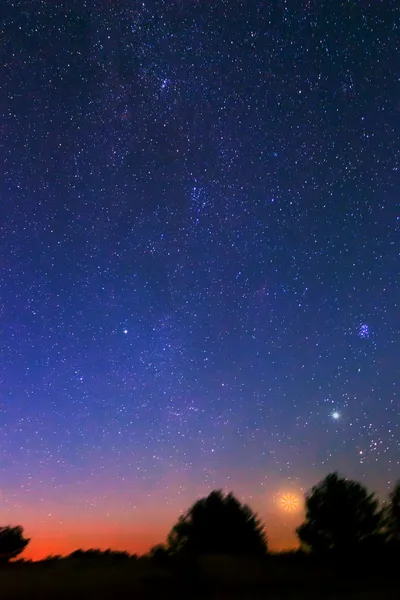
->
[386,480,400,544]
[167,489,267,556]
[0,526,30,562]
[296,472,383,556]
[67,548,132,562]
[42,555,62,562]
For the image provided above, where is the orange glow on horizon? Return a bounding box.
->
[22,522,166,561]
[21,523,299,561]
[5,476,304,561]
[19,513,300,561]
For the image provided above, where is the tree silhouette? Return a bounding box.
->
[296,473,383,556]
[386,480,400,543]
[167,490,267,556]
[0,526,30,562]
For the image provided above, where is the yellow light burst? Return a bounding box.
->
[280,493,299,512]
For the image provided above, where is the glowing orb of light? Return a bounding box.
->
[279,493,300,513]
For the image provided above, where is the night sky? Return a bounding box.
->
[1,0,399,559]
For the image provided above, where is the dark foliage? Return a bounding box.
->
[296,472,383,556]
[167,490,267,556]
[148,544,170,565]
[386,480,400,543]
[67,548,133,562]
[0,526,30,562]
[40,555,63,563]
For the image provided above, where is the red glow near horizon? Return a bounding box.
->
[13,482,302,560]
[22,523,299,561]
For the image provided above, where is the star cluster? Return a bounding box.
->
[0,0,399,558]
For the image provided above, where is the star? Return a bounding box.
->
[358,324,370,339]
[280,493,300,512]
[1,0,397,561]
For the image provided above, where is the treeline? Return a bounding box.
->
[2,472,399,564]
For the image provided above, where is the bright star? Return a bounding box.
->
[160,78,170,90]
[331,410,341,420]
[280,493,299,512]
[123,329,128,334]
[358,323,370,339]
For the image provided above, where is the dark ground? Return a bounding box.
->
[0,555,398,599]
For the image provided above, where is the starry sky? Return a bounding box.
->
[1,0,399,559]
